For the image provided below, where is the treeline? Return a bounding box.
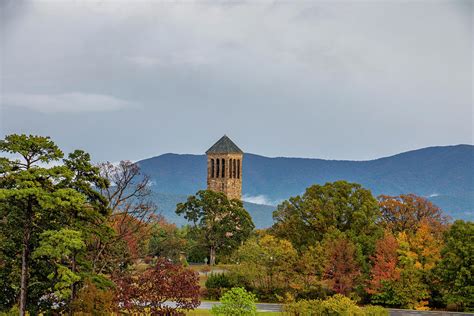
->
[174,177,473,312]
[206,182,473,312]
[0,134,472,314]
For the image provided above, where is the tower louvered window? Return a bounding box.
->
[222,159,225,178]
[237,159,240,179]
[211,159,215,178]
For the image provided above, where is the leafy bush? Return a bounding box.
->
[363,305,389,316]
[284,294,387,315]
[70,279,115,313]
[0,305,20,316]
[319,295,364,315]
[211,287,257,316]
[114,258,200,314]
[284,299,314,315]
[206,273,233,289]
[206,273,233,300]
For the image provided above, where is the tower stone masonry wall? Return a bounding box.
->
[207,153,243,200]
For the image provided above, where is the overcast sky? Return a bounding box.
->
[1,0,472,162]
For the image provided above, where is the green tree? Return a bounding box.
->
[176,190,254,265]
[292,243,326,298]
[435,220,474,311]
[232,234,297,297]
[211,287,257,316]
[148,217,188,262]
[272,181,382,256]
[32,229,85,301]
[0,134,109,314]
[0,135,69,314]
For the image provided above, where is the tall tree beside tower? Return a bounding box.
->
[177,136,253,265]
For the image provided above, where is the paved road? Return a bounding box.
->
[388,309,473,316]
[198,301,473,315]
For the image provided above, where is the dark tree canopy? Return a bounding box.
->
[436,220,474,311]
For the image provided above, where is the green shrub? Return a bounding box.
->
[206,273,233,300]
[284,294,388,315]
[0,305,20,316]
[206,273,233,289]
[363,305,389,316]
[320,294,364,315]
[284,299,314,315]
[211,287,257,316]
[70,279,115,313]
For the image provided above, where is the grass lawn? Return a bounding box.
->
[186,310,281,315]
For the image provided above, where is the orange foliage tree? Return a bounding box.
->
[366,231,400,294]
[323,237,361,296]
[378,194,448,235]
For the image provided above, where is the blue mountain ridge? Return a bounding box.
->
[137,144,473,228]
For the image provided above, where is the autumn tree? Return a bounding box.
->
[232,234,297,296]
[272,181,382,256]
[93,160,157,273]
[368,220,444,309]
[322,236,361,296]
[378,194,448,235]
[148,217,188,262]
[114,258,200,314]
[292,244,327,297]
[176,190,254,265]
[435,220,474,311]
[389,232,430,309]
[70,279,115,314]
[366,231,400,296]
[409,220,444,272]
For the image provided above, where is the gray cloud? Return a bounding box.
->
[0,1,472,162]
[3,93,138,113]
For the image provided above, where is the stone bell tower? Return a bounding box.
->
[206,135,243,200]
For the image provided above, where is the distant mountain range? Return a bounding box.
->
[137,145,474,228]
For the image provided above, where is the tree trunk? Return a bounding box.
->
[209,246,216,266]
[19,216,31,316]
[68,253,77,316]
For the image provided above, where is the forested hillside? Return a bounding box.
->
[138,144,474,225]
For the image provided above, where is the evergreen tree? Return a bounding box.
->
[0,134,109,314]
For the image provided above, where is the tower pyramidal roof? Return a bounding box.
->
[206,135,243,154]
